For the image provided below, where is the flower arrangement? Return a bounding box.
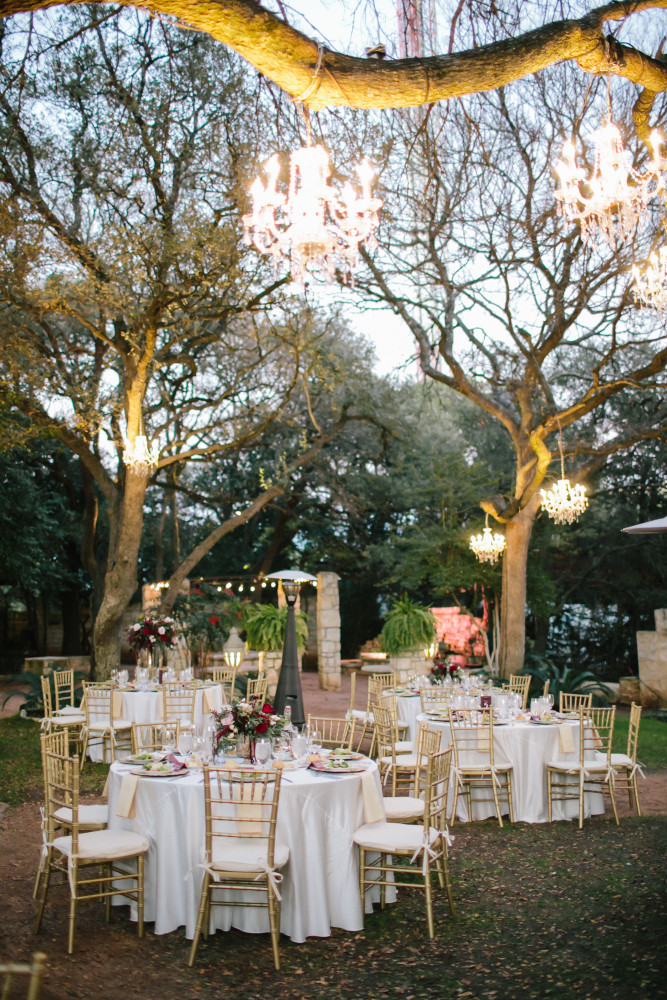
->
[213,697,285,750]
[430,652,463,683]
[127,616,179,653]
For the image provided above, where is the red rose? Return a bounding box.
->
[208,616,220,626]
[261,703,273,715]
[142,627,150,635]
[255,722,268,733]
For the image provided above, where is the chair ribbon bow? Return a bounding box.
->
[452,765,501,789]
[628,761,646,780]
[184,849,221,884]
[40,716,51,732]
[409,830,452,877]
[253,861,284,901]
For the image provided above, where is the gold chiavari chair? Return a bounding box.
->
[383,722,444,824]
[131,721,182,755]
[80,681,133,764]
[547,706,619,828]
[505,674,531,709]
[188,766,288,971]
[246,676,269,702]
[34,732,109,900]
[543,679,551,697]
[608,703,643,816]
[559,691,593,713]
[374,705,441,796]
[305,715,354,750]
[420,688,450,713]
[210,667,237,704]
[52,669,82,715]
[354,748,456,938]
[35,745,148,954]
[162,680,198,727]
[0,951,47,1000]
[39,676,85,759]
[448,708,514,828]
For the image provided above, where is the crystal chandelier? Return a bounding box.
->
[123,433,159,476]
[632,244,667,316]
[242,141,382,287]
[555,124,664,248]
[540,428,588,526]
[470,515,506,565]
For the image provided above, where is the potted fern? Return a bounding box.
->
[380,595,437,682]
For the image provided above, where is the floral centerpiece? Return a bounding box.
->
[430,651,463,684]
[127,616,179,665]
[213,697,285,762]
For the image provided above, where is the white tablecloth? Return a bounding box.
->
[107,760,392,942]
[394,694,424,740]
[414,713,606,824]
[88,684,223,762]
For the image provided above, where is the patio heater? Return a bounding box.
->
[264,569,317,727]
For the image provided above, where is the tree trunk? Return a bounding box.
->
[498,493,540,679]
[93,471,148,679]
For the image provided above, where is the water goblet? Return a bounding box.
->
[162,724,177,756]
[292,733,308,760]
[178,728,194,757]
[255,738,272,767]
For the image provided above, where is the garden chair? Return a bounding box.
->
[353,748,456,938]
[188,766,288,971]
[420,688,450,713]
[374,704,441,796]
[35,744,148,954]
[505,674,531,709]
[131,721,182,755]
[210,667,237,704]
[0,951,47,1000]
[39,676,85,760]
[448,707,514,828]
[80,681,132,764]
[306,715,354,749]
[246,676,269,702]
[162,680,198,727]
[559,691,593,713]
[607,702,643,816]
[547,706,619,828]
[52,669,80,714]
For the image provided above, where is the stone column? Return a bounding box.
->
[317,572,341,691]
[636,608,667,708]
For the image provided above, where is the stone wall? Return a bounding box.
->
[317,572,341,691]
[636,609,667,708]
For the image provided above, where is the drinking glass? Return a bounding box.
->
[255,738,272,766]
[545,693,554,712]
[162,724,177,755]
[292,733,308,760]
[178,728,193,757]
[307,729,322,753]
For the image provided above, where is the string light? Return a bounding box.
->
[469,515,506,565]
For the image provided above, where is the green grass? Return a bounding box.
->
[0,715,109,805]
[612,712,667,771]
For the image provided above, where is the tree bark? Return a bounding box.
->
[93,470,148,679]
[498,493,541,679]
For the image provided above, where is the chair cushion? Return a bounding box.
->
[52,715,86,726]
[353,820,441,854]
[383,797,425,821]
[394,740,414,754]
[210,839,289,873]
[608,753,634,767]
[57,706,82,716]
[349,709,373,722]
[53,829,149,860]
[87,719,132,732]
[55,804,109,828]
[547,760,610,773]
[379,753,420,769]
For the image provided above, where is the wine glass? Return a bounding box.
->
[178,728,194,758]
[162,724,177,756]
[307,729,322,754]
[255,738,272,767]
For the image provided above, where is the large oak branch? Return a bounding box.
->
[1,1,666,119]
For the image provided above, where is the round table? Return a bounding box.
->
[107,759,391,943]
[88,684,224,762]
[414,712,606,824]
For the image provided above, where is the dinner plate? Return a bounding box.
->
[531,719,560,726]
[131,766,189,777]
[329,750,364,760]
[120,753,164,765]
[309,760,368,774]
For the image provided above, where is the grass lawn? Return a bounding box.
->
[612,712,667,770]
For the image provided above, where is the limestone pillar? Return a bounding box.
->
[636,608,667,708]
[317,572,341,691]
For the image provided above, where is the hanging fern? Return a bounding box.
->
[241,603,308,653]
[380,594,437,656]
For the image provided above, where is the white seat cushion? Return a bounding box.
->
[53,829,149,860]
[210,839,289,873]
[55,804,108,828]
[52,715,85,726]
[394,740,413,754]
[547,760,609,773]
[608,753,634,767]
[383,797,425,821]
[349,709,373,722]
[87,719,132,732]
[353,820,441,854]
[57,706,82,716]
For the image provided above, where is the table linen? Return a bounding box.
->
[107,758,391,942]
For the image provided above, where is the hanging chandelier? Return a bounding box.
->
[242,141,382,287]
[540,427,588,526]
[632,244,667,316]
[554,122,663,248]
[470,515,506,565]
[123,433,159,476]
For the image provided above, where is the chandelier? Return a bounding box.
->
[242,141,382,287]
[554,122,662,248]
[540,428,588,526]
[470,515,506,565]
[632,244,667,316]
[123,433,159,476]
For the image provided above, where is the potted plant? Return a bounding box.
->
[380,595,437,681]
[241,603,308,697]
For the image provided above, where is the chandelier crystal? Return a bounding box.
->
[470,516,506,565]
[540,428,588,525]
[632,244,667,316]
[123,434,160,476]
[555,123,664,248]
[242,144,382,287]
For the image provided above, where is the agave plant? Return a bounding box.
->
[380,595,437,656]
[522,655,613,705]
[1,668,85,716]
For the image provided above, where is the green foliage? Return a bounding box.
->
[172,585,245,654]
[0,668,84,716]
[521,655,613,705]
[380,594,436,655]
[241,603,308,653]
[613,713,667,771]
